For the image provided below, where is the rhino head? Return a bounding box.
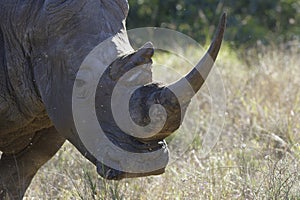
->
[30,1,226,180]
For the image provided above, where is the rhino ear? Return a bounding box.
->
[136,42,154,60]
[109,42,154,81]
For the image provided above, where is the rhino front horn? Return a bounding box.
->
[129,13,227,141]
[168,13,226,102]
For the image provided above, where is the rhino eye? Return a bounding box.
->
[74,69,92,99]
[75,79,86,88]
[74,79,90,99]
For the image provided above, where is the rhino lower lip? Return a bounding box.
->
[96,135,167,179]
[96,161,166,180]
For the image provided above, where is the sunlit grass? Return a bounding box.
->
[25,41,300,199]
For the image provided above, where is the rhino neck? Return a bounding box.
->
[0,15,52,154]
[0,15,48,136]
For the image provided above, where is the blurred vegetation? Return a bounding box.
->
[127,0,300,48]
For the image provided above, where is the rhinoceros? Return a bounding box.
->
[0,0,226,199]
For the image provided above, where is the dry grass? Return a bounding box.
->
[25,41,300,199]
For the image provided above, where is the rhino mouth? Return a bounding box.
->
[96,162,165,180]
[104,128,166,153]
[96,134,167,180]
